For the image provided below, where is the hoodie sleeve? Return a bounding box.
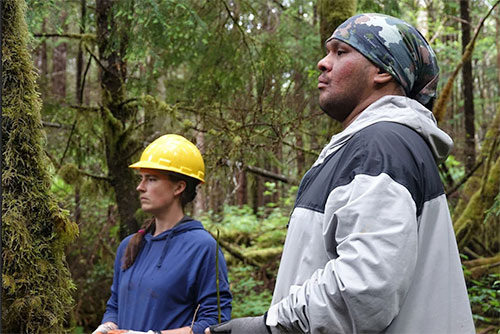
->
[267,123,434,333]
[190,236,232,334]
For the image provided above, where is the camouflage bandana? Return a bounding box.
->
[327,13,439,107]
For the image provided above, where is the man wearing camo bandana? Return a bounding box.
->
[207,13,474,334]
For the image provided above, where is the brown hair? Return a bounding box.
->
[122,171,200,269]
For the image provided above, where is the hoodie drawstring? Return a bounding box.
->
[157,231,174,268]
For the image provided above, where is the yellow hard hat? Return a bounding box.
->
[129,134,205,183]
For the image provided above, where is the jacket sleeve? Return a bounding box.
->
[191,240,232,334]
[267,173,418,333]
[102,238,129,325]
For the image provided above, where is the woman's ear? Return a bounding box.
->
[173,180,187,196]
[374,68,393,84]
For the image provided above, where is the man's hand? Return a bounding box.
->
[206,316,271,334]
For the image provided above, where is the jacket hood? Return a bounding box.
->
[316,95,453,165]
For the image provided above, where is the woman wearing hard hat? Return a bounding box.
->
[93,134,232,334]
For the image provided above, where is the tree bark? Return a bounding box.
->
[96,0,140,238]
[460,0,476,173]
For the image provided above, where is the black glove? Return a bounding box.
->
[208,315,271,334]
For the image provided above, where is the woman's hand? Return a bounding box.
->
[92,322,118,334]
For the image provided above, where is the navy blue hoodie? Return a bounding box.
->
[102,218,232,333]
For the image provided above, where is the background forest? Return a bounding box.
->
[2,0,499,333]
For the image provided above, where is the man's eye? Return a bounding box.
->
[337,50,346,56]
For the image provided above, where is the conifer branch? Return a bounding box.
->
[33,33,96,41]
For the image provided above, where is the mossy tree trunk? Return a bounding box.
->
[1,0,78,332]
[318,0,357,47]
[96,0,140,238]
[453,105,500,256]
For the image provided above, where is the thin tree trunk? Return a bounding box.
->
[76,0,86,104]
[293,71,306,176]
[236,169,247,206]
[460,0,476,173]
[52,11,67,99]
[34,18,48,96]
[74,0,86,226]
[496,11,500,91]
[194,132,206,215]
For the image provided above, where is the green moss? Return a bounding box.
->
[455,156,500,249]
[318,0,357,45]
[453,106,500,223]
[58,163,82,186]
[2,0,78,332]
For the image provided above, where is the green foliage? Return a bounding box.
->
[203,205,289,318]
[203,204,288,249]
[467,274,500,327]
[2,0,78,332]
[229,265,273,318]
[484,192,500,223]
[357,0,403,16]
[445,155,465,180]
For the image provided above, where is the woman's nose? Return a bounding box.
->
[136,179,145,192]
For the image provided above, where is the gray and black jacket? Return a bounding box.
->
[266,95,474,333]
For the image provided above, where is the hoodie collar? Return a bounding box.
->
[315,95,453,166]
[144,216,202,241]
[142,216,205,268]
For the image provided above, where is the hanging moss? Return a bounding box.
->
[58,163,82,186]
[2,0,78,333]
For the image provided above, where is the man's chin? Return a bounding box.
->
[320,108,346,123]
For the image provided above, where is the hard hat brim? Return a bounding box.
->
[129,161,205,183]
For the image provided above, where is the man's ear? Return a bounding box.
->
[374,68,393,84]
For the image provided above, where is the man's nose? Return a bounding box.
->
[317,56,330,72]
